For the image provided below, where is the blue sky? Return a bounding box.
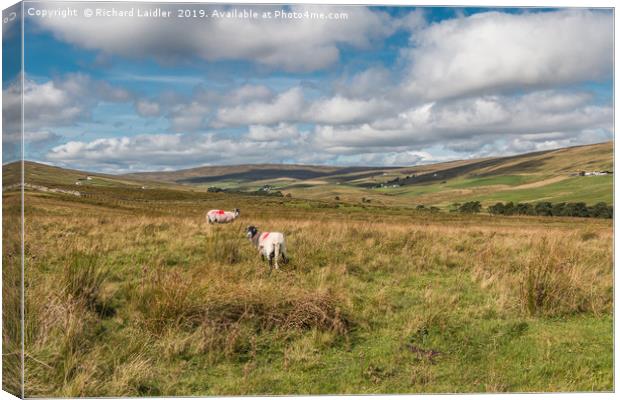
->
[3,3,613,172]
[2,2,22,163]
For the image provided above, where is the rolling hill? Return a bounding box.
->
[122,141,614,207]
[8,141,613,208]
[3,161,190,191]
[122,164,400,185]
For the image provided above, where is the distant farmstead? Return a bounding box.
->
[577,170,613,176]
[75,176,92,185]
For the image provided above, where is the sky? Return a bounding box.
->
[2,2,614,173]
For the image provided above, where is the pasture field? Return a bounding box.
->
[13,182,613,396]
[121,142,614,210]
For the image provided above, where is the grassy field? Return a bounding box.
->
[2,188,22,397]
[119,142,613,210]
[14,180,613,396]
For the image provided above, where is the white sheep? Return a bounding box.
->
[206,208,240,224]
[246,225,288,272]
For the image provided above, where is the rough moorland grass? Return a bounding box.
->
[2,194,23,396]
[21,191,613,396]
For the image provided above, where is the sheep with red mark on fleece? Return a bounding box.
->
[206,208,240,224]
[246,225,288,272]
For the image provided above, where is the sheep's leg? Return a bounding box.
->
[268,253,274,275]
[270,251,279,271]
[274,252,280,270]
[274,244,280,270]
[280,243,288,265]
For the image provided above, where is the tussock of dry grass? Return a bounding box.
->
[61,253,109,311]
[132,266,350,336]
[468,227,612,317]
[519,237,612,317]
[203,285,349,334]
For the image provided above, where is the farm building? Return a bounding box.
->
[578,170,613,176]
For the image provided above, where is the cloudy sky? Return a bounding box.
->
[3,3,613,173]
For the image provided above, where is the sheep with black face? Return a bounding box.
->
[246,225,288,272]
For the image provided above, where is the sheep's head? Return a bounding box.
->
[246,225,258,239]
[234,208,240,216]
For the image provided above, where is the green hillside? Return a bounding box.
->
[3,161,191,191]
[246,141,613,208]
[10,141,613,209]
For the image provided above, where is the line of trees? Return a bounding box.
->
[455,201,482,214]
[447,201,612,219]
[487,201,612,219]
[416,204,440,213]
[207,186,284,197]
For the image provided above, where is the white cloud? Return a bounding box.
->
[2,129,60,146]
[25,130,61,146]
[169,102,210,132]
[215,87,305,126]
[226,85,274,105]
[24,8,614,171]
[22,80,82,127]
[214,87,393,127]
[246,123,300,142]
[305,96,391,125]
[45,84,607,170]
[3,74,133,133]
[354,150,437,166]
[403,10,613,100]
[311,90,612,152]
[45,132,306,172]
[518,91,592,113]
[472,128,612,159]
[35,4,395,72]
[334,67,394,99]
[60,73,132,102]
[135,100,161,117]
[128,84,276,131]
